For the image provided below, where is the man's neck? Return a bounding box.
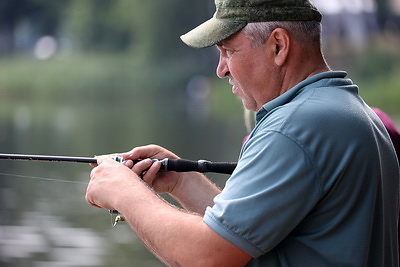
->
[281,50,330,95]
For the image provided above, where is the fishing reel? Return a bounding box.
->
[111,156,124,163]
[110,209,124,227]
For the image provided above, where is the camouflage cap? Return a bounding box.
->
[180,0,322,48]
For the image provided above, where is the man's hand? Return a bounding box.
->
[122,144,183,194]
[86,156,155,210]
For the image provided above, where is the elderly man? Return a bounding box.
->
[86,0,399,266]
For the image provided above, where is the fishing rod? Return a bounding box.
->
[0,153,97,164]
[0,153,237,174]
[0,153,238,226]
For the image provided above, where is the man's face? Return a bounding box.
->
[216,30,280,112]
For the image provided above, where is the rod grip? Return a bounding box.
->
[203,161,237,175]
[162,159,237,174]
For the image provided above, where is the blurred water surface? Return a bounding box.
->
[0,82,246,266]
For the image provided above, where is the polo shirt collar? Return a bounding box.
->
[256,71,348,123]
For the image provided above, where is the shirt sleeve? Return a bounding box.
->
[203,130,322,258]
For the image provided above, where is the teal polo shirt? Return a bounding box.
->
[204,71,399,266]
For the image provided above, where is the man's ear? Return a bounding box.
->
[270,28,290,66]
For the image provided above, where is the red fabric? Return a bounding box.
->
[372,107,400,265]
[373,108,400,162]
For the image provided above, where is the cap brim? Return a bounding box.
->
[180,17,247,49]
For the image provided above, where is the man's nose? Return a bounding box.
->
[216,55,229,78]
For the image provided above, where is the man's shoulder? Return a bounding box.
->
[258,88,352,132]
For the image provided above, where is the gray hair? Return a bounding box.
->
[242,21,322,48]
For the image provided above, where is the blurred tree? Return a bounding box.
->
[1,0,217,75]
[0,0,68,55]
[0,0,29,54]
[66,0,132,52]
[375,0,390,28]
[65,0,212,60]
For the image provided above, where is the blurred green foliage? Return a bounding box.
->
[0,44,399,128]
[345,40,400,116]
[65,0,209,59]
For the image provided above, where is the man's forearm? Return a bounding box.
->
[169,172,221,215]
[114,179,249,267]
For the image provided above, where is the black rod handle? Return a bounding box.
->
[160,159,237,175]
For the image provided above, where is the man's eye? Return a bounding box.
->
[226,49,234,56]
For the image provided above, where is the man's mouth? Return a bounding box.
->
[228,78,239,94]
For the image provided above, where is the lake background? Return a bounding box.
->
[1,1,400,266]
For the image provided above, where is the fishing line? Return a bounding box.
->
[0,172,88,185]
